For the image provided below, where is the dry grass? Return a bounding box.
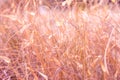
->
[0,0,120,80]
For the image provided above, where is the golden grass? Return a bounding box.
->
[0,0,120,80]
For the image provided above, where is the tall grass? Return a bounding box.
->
[0,0,120,80]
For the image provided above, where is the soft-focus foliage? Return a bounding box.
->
[0,0,120,80]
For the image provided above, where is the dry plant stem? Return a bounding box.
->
[0,56,11,63]
[38,71,48,80]
[104,26,115,75]
[25,62,29,80]
[82,23,87,79]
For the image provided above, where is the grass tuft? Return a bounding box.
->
[0,0,120,80]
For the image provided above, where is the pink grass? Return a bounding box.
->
[0,0,120,80]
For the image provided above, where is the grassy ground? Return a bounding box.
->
[0,0,120,80]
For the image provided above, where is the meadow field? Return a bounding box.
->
[0,0,120,80]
